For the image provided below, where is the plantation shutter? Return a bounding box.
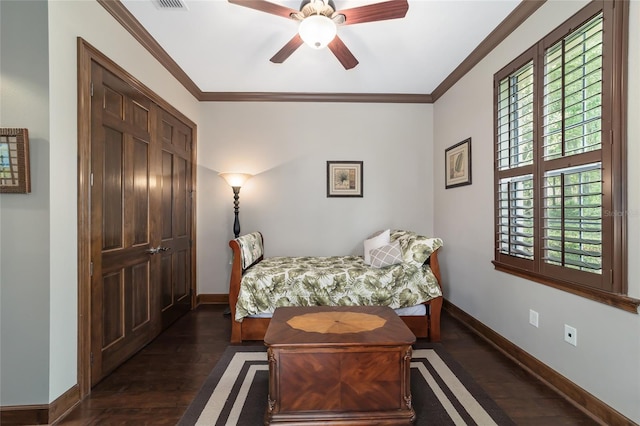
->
[492,2,625,295]
[493,0,635,309]
[495,61,535,266]
[540,13,605,286]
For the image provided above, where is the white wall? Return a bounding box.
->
[197,102,434,294]
[433,0,640,423]
[0,0,51,405]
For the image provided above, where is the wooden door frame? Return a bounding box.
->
[77,38,197,398]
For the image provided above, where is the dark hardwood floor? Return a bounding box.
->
[56,305,599,425]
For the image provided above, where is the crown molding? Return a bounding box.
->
[98,0,545,104]
[198,91,432,103]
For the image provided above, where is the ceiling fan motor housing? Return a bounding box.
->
[299,0,336,17]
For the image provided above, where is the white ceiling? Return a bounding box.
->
[120,0,522,95]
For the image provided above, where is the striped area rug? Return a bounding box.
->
[178,344,515,426]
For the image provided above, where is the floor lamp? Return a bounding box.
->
[219,172,252,238]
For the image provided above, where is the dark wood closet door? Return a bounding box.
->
[90,63,162,385]
[158,111,193,327]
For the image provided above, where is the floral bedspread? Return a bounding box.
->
[235,255,442,321]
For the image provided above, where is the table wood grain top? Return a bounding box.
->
[264,306,415,347]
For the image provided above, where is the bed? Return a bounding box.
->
[227,230,444,344]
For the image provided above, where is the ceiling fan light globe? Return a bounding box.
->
[299,15,337,49]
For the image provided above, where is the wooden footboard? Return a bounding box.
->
[228,234,443,344]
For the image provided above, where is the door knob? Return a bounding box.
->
[146,246,170,255]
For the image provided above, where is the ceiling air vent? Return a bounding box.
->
[153,0,188,10]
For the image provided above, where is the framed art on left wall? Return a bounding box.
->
[0,128,31,193]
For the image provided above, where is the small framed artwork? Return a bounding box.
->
[0,128,31,193]
[445,138,472,189]
[327,161,363,197]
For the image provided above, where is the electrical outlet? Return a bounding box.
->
[529,309,539,327]
[564,324,577,346]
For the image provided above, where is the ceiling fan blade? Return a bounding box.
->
[228,0,298,19]
[335,0,409,25]
[270,34,304,63]
[328,36,359,70]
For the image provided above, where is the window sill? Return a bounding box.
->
[492,261,640,314]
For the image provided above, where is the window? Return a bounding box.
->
[493,1,636,311]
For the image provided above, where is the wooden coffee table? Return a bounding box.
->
[263,306,416,425]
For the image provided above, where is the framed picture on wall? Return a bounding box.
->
[445,138,472,189]
[0,128,31,193]
[327,161,363,197]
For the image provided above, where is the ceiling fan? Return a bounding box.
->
[228,0,409,69]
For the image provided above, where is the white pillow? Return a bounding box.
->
[363,229,390,265]
[370,240,403,268]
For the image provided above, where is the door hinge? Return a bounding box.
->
[90,172,94,187]
[189,239,193,247]
[90,261,93,277]
[90,82,94,97]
